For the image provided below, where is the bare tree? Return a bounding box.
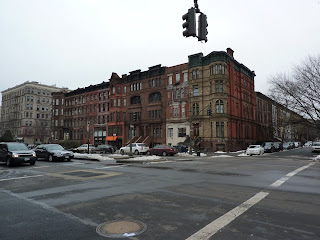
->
[268,55,320,128]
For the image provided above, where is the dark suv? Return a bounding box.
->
[0,142,37,167]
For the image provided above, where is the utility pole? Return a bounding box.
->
[129,112,134,156]
[189,91,193,155]
[87,120,90,154]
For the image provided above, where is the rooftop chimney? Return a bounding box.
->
[226,48,234,57]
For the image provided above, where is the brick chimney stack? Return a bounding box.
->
[226,48,234,57]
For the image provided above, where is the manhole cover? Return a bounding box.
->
[62,171,105,178]
[96,220,147,238]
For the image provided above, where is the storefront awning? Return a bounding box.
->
[106,136,117,141]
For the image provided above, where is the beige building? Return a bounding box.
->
[0,81,68,144]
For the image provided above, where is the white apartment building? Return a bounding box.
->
[0,81,68,144]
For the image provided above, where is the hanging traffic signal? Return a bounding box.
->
[182,8,196,37]
[198,13,208,42]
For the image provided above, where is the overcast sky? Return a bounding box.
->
[1,0,319,102]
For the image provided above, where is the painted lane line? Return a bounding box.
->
[270,162,315,188]
[0,174,45,182]
[32,166,50,169]
[97,164,129,169]
[186,191,270,240]
[186,161,316,240]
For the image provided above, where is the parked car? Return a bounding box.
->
[263,142,276,153]
[0,142,37,167]
[74,144,96,153]
[304,141,312,147]
[246,145,264,156]
[119,143,149,155]
[146,144,178,156]
[311,142,320,153]
[273,142,283,151]
[175,143,188,153]
[95,144,115,154]
[283,142,293,150]
[35,144,74,162]
[294,142,301,148]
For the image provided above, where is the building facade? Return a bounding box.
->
[52,82,110,145]
[165,63,190,147]
[0,81,68,144]
[188,48,257,152]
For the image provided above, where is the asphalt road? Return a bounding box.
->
[0,147,319,240]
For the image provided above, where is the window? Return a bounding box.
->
[207,103,212,116]
[112,87,115,94]
[149,92,161,102]
[118,87,121,93]
[123,99,126,107]
[168,75,172,85]
[192,103,199,116]
[182,106,185,117]
[174,107,179,117]
[118,99,121,107]
[130,96,141,104]
[215,100,224,113]
[168,128,173,138]
[55,99,59,105]
[196,70,200,78]
[216,122,224,137]
[55,109,59,116]
[192,70,196,80]
[210,65,214,75]
[215,80,223,93]
[178,128,186,137]
[193,85,199,96]
[176,73,180,83]
[183,72,188,82]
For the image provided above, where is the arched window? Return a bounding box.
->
[149,92,161,102]
[130,96,141,105]
[192,103,199,116]
[215,100,224,113]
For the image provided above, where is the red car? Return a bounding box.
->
[146,144,178,156]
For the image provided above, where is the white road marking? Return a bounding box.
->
[0,174,45,182]
[97,164,129,169]
[187,161,316,240]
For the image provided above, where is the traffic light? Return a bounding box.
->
[182,8,196,37]
[198,13,208,42]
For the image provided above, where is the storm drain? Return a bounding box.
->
[62,171,105,178]
[96,220,147,238]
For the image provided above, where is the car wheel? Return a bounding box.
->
[30,160,35,166]
[120,150,124,155]
[146,151,151,155]
[6,157,12,167]
[48,155,53,162]
[134,150,139,155]
[162,151,167,156]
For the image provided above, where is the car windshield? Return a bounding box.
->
[249,145,259,148]
[265,143,272,146]
[7,143,28,151]
[47,145,64,150]
[312,142,320,146]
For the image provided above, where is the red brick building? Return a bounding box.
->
[109,65,167,148]
[52,82,110,145]
[188,48,257,151]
